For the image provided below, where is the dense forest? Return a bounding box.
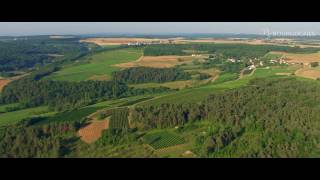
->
[0,77,128,111]
[202,57,246,73]
[131,78,320,157]
[144,44,320,58]
[0,120,81,158]
[3,35,320,158]
[0,73,176,112]
[0,37,96,75]
[112,67,191,84]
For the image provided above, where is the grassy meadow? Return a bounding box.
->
[48,48,143,81]
[0,106,50,127]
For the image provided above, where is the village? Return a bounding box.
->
[127,39,175,46]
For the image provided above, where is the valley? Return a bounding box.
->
[2,34,320,158]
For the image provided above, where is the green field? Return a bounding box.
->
[48,48,143,81]
[34,95,155,125]
[0,106,49,127]
[0,103,20,113]
[143,130,186,150]
[139,66,296,106]
[263,52,283,60]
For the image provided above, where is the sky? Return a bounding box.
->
[0,22,320,36]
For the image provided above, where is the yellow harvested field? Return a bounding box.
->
[270,51,320,65]
[178,38,320,48]
[295,67,320,80]
[180,38,268,44]
[114,56,196,68]
[129,80,195,90]
[196,68,220,77]
[275,73,292,76]
[88,74,111,81]
[78,120,109,144]
[161,80,195,89]
[80,38,166,46]
[81,37,320,48]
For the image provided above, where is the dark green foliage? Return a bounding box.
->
[132,78,320,157]
[202,57,245,73]
[124,87,177,96]
[198,73,212,80]
[109,108,129,130]
[0,120,80,158]
[35,107,101,125]
[0,78,128,111]
[219,62,245,73]
[113,67,191,84]
[97,113,107,120]
[96,128,139,146]
[144,45,188,56]
[119,97,154,107]
[143,131,185,149]
[30,66,60,80]
[0,38,90,72]
[310,62,319,67]
[144,44,320,58]
[0,104,24,113]
[132,103,203,129]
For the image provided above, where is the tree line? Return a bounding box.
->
[0,119,81,158]
[0,74,176,112]
[144,44,320,59]
[112,67,191,84]
[131,78,320,157]
[0,38,91,73]
[0,77,128,111]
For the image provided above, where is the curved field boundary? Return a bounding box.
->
[78,119,109,144]
[295,67,320,80]
[0,79,11,92]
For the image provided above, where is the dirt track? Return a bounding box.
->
[0,73,29,92]
[114,56,195,68]
[0,79,11,91]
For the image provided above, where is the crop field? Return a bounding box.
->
[109,108,129,130]
[78,119,109,143]
[0,103,20,113]
[0,106,49,127]
[143,130,185,150]
[212,72,238,84]
[80,38,168,46]
[154,143,196,158]
[113,55,198,68]
[36,107,100,125]
[178,38,320,48]
[32,98,131,126]
[269,51,320,65]
[140,66,296,106]
[48,48,143,81]
[129,80,195,90]
[295,67,320,80]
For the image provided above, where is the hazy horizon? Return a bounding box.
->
[1,22,320,36]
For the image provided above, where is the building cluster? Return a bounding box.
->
[269,58,289,65]
[227,58,242,63]
[127,40,173,46]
